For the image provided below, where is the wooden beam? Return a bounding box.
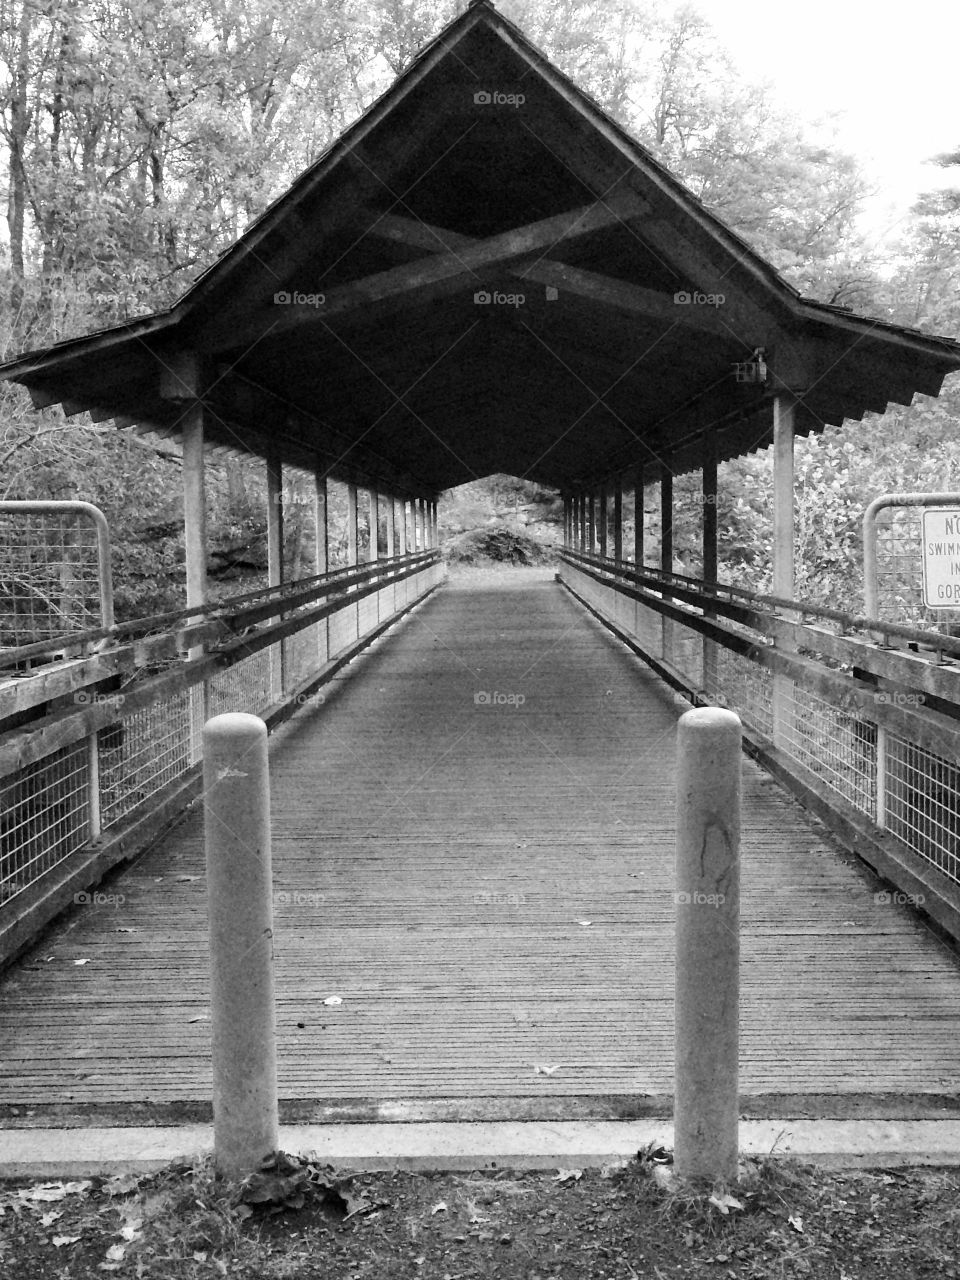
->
[208,195,647,352]
[368,212,728,336]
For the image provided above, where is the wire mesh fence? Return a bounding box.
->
[871,503,960,630]
[0,502,113,647]
[560,552,960,893]
[1,741,89,904]
[0,553,442,917]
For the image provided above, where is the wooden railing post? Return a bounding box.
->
[675,707,741,1185]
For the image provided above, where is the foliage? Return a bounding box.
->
[443,523,557,566]
[0,1,957,619]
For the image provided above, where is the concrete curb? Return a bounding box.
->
[5,1120,960,1177]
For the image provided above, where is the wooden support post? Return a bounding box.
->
[634,463,645,568]
[613,478,623,563]
[598,483,608,560]
[346,482,359,641]
[772,396,796,750]
[675,707,741,1185]
[313,466,329,663]
[661,469,674,665]
[168,356,208,759]
[266,452,284,587]
[368,489,379,562]
[587,490,596,555]
[398,498,408,556]
[203,713,279,1179]
[386,495,396,558]
[347,483,359,565]
[182,404,208,618]
[632,462,645,643]
[266,451,285,701]
[702,427,718,698]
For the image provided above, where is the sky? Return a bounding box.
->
[679,0,960,250]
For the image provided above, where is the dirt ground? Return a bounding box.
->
[2,1147,959,1279]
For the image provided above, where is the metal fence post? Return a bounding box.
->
[675,707,741,1184]
[203,712,279,1179]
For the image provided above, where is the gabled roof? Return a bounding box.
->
[2,0,959,494]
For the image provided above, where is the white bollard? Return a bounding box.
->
[674,706,741,1185]
[203,712,279,1179]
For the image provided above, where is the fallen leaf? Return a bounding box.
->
[102,1175,140,1197]
[193,1252,207,1262]
[119,1219,142,1242]
[104,1243,126,1262]
[19,1181,91,1203]
[431,1201,447,1214]
[322,996,343,1006]
[40,1211,62,1226]
[708,1193,744,1215]
[788,1213,804,1233]
[342,1192,373,1220]
[186,1014,208,1024]
[114,928,139,934]
[553,1169,582,1183]
[51,1235,80,1247]
[533,1063,561,1076]
[73,959,90,966]
[575,920,593,927]
[176,876,199,883]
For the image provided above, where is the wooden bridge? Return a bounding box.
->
[3,0,960,1128]
[4,563,960,1125]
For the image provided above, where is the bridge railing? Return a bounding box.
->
[0,549,443,965]
[559,548,960,941]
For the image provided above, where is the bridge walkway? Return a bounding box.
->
[2,568,960,1124]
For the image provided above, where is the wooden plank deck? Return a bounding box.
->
[3,566,960,1124]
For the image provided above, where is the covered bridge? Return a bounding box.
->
[4,0,960,1127]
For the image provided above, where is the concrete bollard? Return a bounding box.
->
[203,712,279,1179]
[674,707,742,1185]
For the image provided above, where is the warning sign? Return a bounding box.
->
[922,509,960,607]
